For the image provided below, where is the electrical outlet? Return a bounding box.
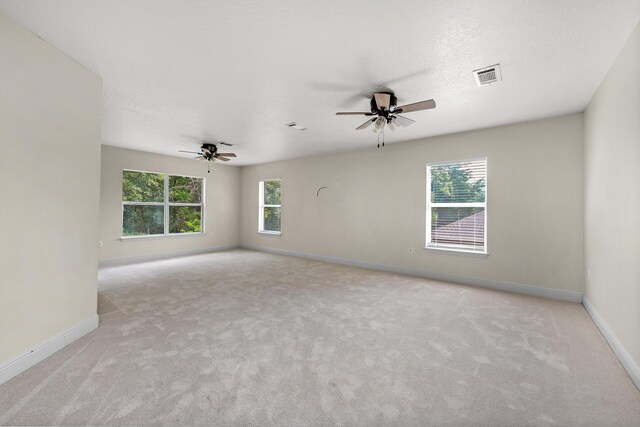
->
[409,247,414,255]
[98,241,103,248]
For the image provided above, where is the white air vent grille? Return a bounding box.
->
[473,64,501,86]
[285,122,307,131]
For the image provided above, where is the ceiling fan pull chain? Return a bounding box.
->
[377,127,385,148]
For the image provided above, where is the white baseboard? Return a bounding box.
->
[241,244,583,303]
[583,296,640,391]
[99,243,240,268]
[0,314,99,386]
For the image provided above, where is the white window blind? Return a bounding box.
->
[426,159,487,253]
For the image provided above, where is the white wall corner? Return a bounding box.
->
[0,314,99,386]
[583,296,640,391]
[240,244,583,303]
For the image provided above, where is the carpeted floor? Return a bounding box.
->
[1,249,639,426]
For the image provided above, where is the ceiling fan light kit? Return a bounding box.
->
[336,90,436,145]
[372,116,386,134]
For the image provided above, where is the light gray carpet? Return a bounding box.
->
[1,249,639,426]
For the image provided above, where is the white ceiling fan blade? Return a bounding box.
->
[394,115,415,127]
[356,118,375,130]
[374,93,391,110]
[396,99,436,113]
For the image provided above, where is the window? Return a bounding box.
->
[259,179,281,234]
[122,170,204,237]
[426,159,487,253]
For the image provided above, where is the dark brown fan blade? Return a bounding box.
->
[336,112,373,116]
[214,155,230,161]
[395,99,436,113]
[374,93,391,110]
[179,150,201,154]
[394,115,415,127]
[219,142,237,147]
[217,153,236,157]
[356,118,375,130]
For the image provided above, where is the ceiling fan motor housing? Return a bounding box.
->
[201,143,218,160]
[370,91,397,115]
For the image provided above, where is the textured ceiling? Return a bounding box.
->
[1,1,639,165]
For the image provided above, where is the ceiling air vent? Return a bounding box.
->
[285,122,307,131]
[473,64,501,86]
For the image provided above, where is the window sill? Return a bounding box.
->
[121,232,205,241]
[258,230,281,236]
[424,246,489,257]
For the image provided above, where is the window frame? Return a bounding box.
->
[258,178,282,235]
[425,158,488,255]
[121,169,205,240]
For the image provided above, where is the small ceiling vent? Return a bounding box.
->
[473,64,501,86]
[285,122,307,131]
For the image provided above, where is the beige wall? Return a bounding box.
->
[584,22,640,370]
[241,114,584,294]
[0,14,102,363]
[99,146,240,262]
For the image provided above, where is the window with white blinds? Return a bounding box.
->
[426,159,487,253]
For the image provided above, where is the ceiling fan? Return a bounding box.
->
[336,91,436,134]
[179,142,237,172]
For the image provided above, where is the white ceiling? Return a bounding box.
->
[1,1,639,165]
